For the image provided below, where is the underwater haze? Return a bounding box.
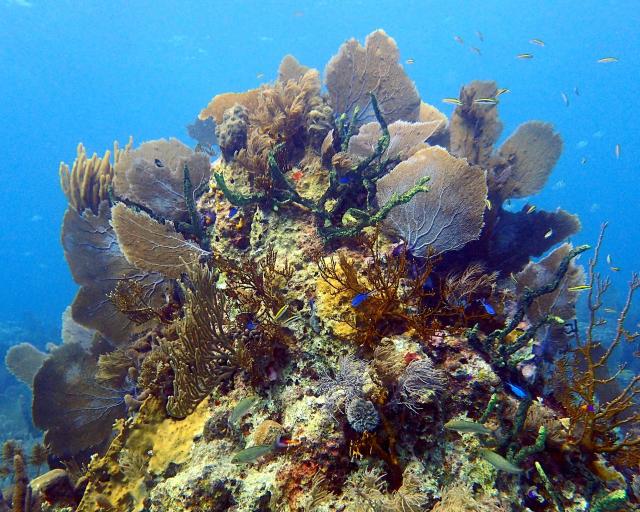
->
[1,0,639,510]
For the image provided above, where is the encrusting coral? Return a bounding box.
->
[33,28,640,512]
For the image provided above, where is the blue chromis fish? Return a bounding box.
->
[445,420,494,435]
[442,97,463,105]
[506,381,528,399]
[479,448,523,474]
[228,206,239,218]
[231,444,274,464]
[351,292,370,308]
[229,395,260,425]
[479,298,495,315]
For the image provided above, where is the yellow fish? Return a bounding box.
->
[474,97,499,105]
[274,304,289,321]
[597,57,619,63]
[615,143,621,159]
[529,38,545,46]
[484,198,492,210]
[610,266,621,272]
[405,58,415,65]
[544,228,553,239]
[442,98,463,105]
[517,53,534,59]
[568,285,592,292]
[526,205,536,214]
[495,88,511,97]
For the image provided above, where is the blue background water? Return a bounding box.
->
[0,0,638,342]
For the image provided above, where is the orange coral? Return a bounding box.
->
[556,224,640,463]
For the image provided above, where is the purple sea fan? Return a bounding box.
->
[397,356,447,413]
[375,146,487,257]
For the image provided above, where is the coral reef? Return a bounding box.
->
[34,28,640,512]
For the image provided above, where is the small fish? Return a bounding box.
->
[544,228,553,239]
[561,92,569,106]
[442,97,463,105]
[574,86,580,96]
[559,417,571,430]
[597,57,619,63]
[517,53,534,59]
[576,140,588,149]
[256,72,265,79]
[479,298,496,315]
[291,169,303,181]
[506,382,528,399]
[154,158,165,168]
[610,266,621,272]
[568,285,592,292]
[604,308,617,314]
[274,304,289,321]
[529,38,545,47]
[444,420,493,435]
[228,206,239,218]
[526,205,536,214]
[351,292,370,308]
[231,444,274,464]
[229,395,260,425]
[454,35,464,45]
[484,198,492,210]
[509,272,518,284]
[606,254,612,265]
[470,46,482,56]
[338,175,352,184]
[548,315,565,325]
[405,58,415,65]
[615,143,621,159]
[593,130,605,138]
[475,30,484,42]
[580,156,588,165]
[495,88,511,97]
[478,448,523,474]
[474,97,499,105]
[595,319,607,327]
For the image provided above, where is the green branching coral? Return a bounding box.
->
[467,243,590,369]
[164,260,240,418]
[214,94,430,243]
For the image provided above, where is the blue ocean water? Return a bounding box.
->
[0,0,638,490]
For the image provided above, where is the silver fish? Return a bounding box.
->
[478,448,523,473]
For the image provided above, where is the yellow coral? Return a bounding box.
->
[59,137,132,214]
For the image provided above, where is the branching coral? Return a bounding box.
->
[325,29,420,125]
[163,260,240,418]
[467,243,589,370]
[59,138,132,214]
[375,145,488,257]
[555,224,640,463]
